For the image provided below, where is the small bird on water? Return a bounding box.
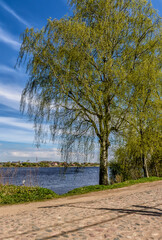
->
[22,180,26,185]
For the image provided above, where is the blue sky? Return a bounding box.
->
[0,0,161,162]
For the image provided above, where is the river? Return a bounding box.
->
[0,167,111,194]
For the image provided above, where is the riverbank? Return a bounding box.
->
[0,177,161,205]
[0,180,161,239]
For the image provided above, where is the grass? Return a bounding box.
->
[0,185,59,204]
[0,177,161,205]
[62,176,162,196]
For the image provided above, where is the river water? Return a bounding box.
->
[0,167,110,194]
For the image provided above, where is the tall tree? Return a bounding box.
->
[111,53,161,179]
[125,44,161,178]
[125,85,161,177]
[18,0,161,185]
[111,62,161,179]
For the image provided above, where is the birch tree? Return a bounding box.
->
[18,0,161,185]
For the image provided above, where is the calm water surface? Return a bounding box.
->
[0,167,110,194]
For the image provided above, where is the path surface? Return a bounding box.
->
[0,181,162,240]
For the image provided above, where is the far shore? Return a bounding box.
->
[0,161,100,168]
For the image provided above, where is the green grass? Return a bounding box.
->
[62,176,162,196]
[0,185,59,204]
[0,177,161,205]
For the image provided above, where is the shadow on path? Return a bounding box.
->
[4,202,161,239]
[37,204,162,240]
[39,202,162,217]
[132,204,162,212]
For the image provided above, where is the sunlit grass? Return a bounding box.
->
[0,185,59,204]
[62,177,162,196]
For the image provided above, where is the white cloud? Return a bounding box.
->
[0,128,34,143]
[0,97,20,110]
[11,149,61,159]
[0,26,20,50]
[0,64,16,74]
[0,146,61,162]
[0,64,27,79]
[0,0,30,27]
[0,117,33,130]
[0,82,21,103]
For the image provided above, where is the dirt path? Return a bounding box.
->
[0,181,162,240]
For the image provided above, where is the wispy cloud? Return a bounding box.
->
[0,0,30,27]
[0,26,20,50]
[0,144,61,161]
[0,82,21,102]
[0,82,22,110]
[11,149,61,159]
[0,128,34,143]
[0,64,16,74]
[0,64,27,77]
[0,116,35,144]
[0,117,33,130]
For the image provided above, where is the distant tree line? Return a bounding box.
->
[0,161,99,168]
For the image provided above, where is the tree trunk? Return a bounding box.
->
[99,140,109,185]
[140,129,149,178]
[155,165,159,177]
[142,154,149,178]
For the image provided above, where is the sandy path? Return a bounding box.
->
[0,181,162,240]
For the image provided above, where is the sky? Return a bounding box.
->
[0,0,161,162]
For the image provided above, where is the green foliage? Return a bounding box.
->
[111,63,161,179]
[110,141,162,182]
[148,149,162,177]
[119,73,161,177]
[17,0,161,184]
[109,154,143,183]
[0,185,59,204]
[38,161,50,167]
